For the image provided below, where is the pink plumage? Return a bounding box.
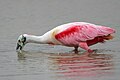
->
[55,22,115,52]
[16,22,115,53]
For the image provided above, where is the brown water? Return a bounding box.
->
[0,0,120,80]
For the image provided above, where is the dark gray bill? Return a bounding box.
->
[16,35,26,51]
[16,43,23,51]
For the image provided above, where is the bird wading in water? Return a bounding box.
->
[16,22,115,53]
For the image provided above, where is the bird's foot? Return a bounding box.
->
[88,49,97,53]
[70,49,79,54]
[74,50,79,54]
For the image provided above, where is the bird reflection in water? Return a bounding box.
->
[49,51,114,78]
[17,50,114,78]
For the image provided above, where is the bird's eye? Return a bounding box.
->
[18,40,20,42]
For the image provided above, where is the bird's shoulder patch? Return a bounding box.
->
[55,26,81,39]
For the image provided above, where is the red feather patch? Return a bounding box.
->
[55,26,81,40]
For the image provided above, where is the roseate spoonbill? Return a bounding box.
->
[16,22,115,53]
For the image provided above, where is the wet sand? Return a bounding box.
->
[0,0,120,80]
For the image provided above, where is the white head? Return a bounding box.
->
[16,34,27,51]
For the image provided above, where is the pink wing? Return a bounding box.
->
[55,23,115,46]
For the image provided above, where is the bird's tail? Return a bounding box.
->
[103,34,114,40]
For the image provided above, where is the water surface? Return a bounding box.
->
[0,0,120,80]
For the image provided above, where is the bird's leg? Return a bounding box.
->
[73,46,79,53]
[70,46,78,53]
[79,42,93,53]
[74,46,78,51]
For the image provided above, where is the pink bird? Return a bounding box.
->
[16,22,115,53]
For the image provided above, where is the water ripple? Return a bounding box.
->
[49,52,113,78]
[17,51,114,79]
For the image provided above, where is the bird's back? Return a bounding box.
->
[54,22,115,46]
[42,22,115,46]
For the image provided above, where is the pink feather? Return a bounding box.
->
[55,22,115,51]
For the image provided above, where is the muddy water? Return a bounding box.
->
[0,0,120,80]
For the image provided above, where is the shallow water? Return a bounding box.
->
[0,48,120,80]
[0,0,120,80]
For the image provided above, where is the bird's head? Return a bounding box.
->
[16,34,27,51]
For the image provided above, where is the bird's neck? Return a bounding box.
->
[25,34,47,44]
